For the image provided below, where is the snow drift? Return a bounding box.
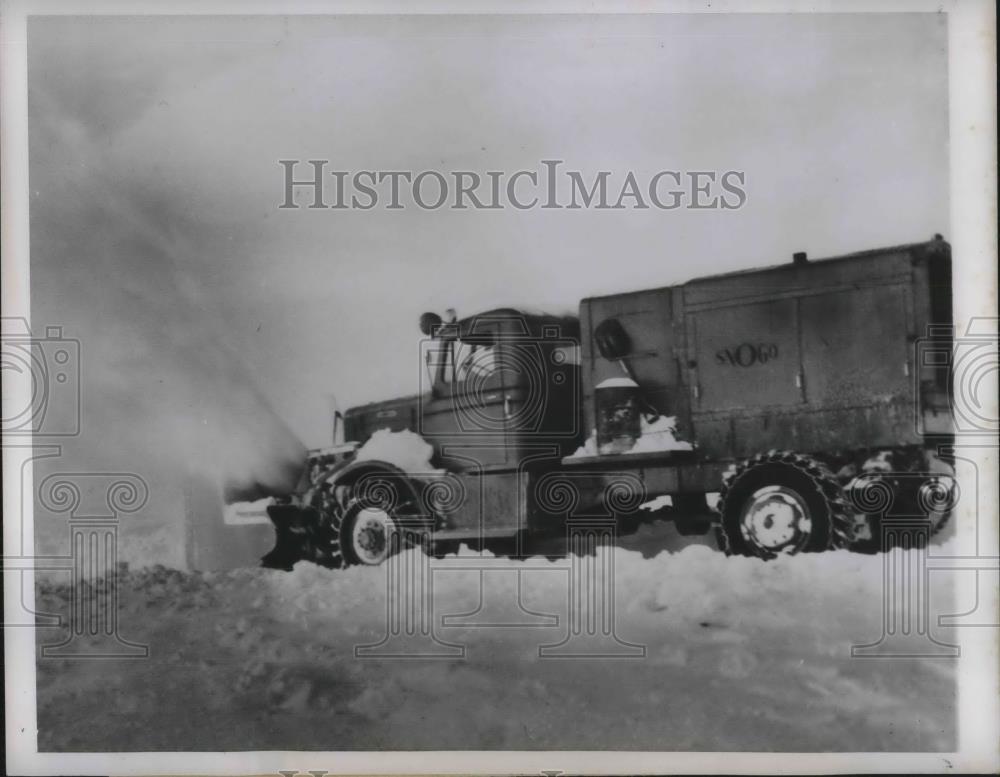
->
[35,528,959,752]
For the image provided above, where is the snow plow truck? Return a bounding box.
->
[208,235,958,570]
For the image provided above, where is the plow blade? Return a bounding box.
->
[261,504,332,571]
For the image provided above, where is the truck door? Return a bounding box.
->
[799,284,911,406]
[420,322,510,468]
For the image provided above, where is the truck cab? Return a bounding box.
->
[345,308,583,470]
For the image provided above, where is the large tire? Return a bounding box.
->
[341,501,400,566]
[313,470,421,569]
[306,487,351,569]
[846,449,956,554]
[263,466,428,571]
[717,450,853,559]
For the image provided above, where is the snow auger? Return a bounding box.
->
[262,447,429,571]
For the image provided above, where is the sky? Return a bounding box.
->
[28,13,949,511]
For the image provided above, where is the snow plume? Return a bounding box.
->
[29,83,305,566]
[31,158,305,496]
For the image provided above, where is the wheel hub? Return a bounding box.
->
[351,508,395,564]
[740,485,812,553]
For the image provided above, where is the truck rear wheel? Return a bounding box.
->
[846,450,956,554]
[717,451,852,559]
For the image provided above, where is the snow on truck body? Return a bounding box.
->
[199,236,955,569]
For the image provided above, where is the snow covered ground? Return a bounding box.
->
[34,519,958,752]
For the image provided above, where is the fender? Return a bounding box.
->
[323,458,426,517]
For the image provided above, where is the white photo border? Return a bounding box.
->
[3,0,996,774]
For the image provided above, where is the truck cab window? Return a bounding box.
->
[442,339,498,384]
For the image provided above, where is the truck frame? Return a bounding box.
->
[262,235,956,570]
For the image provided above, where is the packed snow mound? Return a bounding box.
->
[568,415,694,458]
[639,493,720,512]
[354,428,440,473]
[633,414,694,453]
[568,428,600,457]
[640,494,673,511]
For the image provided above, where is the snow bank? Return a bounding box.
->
[354,428,439,473]
[35,532,959,752]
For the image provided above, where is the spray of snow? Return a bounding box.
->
[222,497,274,526]
[354,428,440,474]
[29,70,307,569]
[221,431,442,528]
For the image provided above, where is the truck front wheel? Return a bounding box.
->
[717,451,852,559]
[342,502,400,566]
